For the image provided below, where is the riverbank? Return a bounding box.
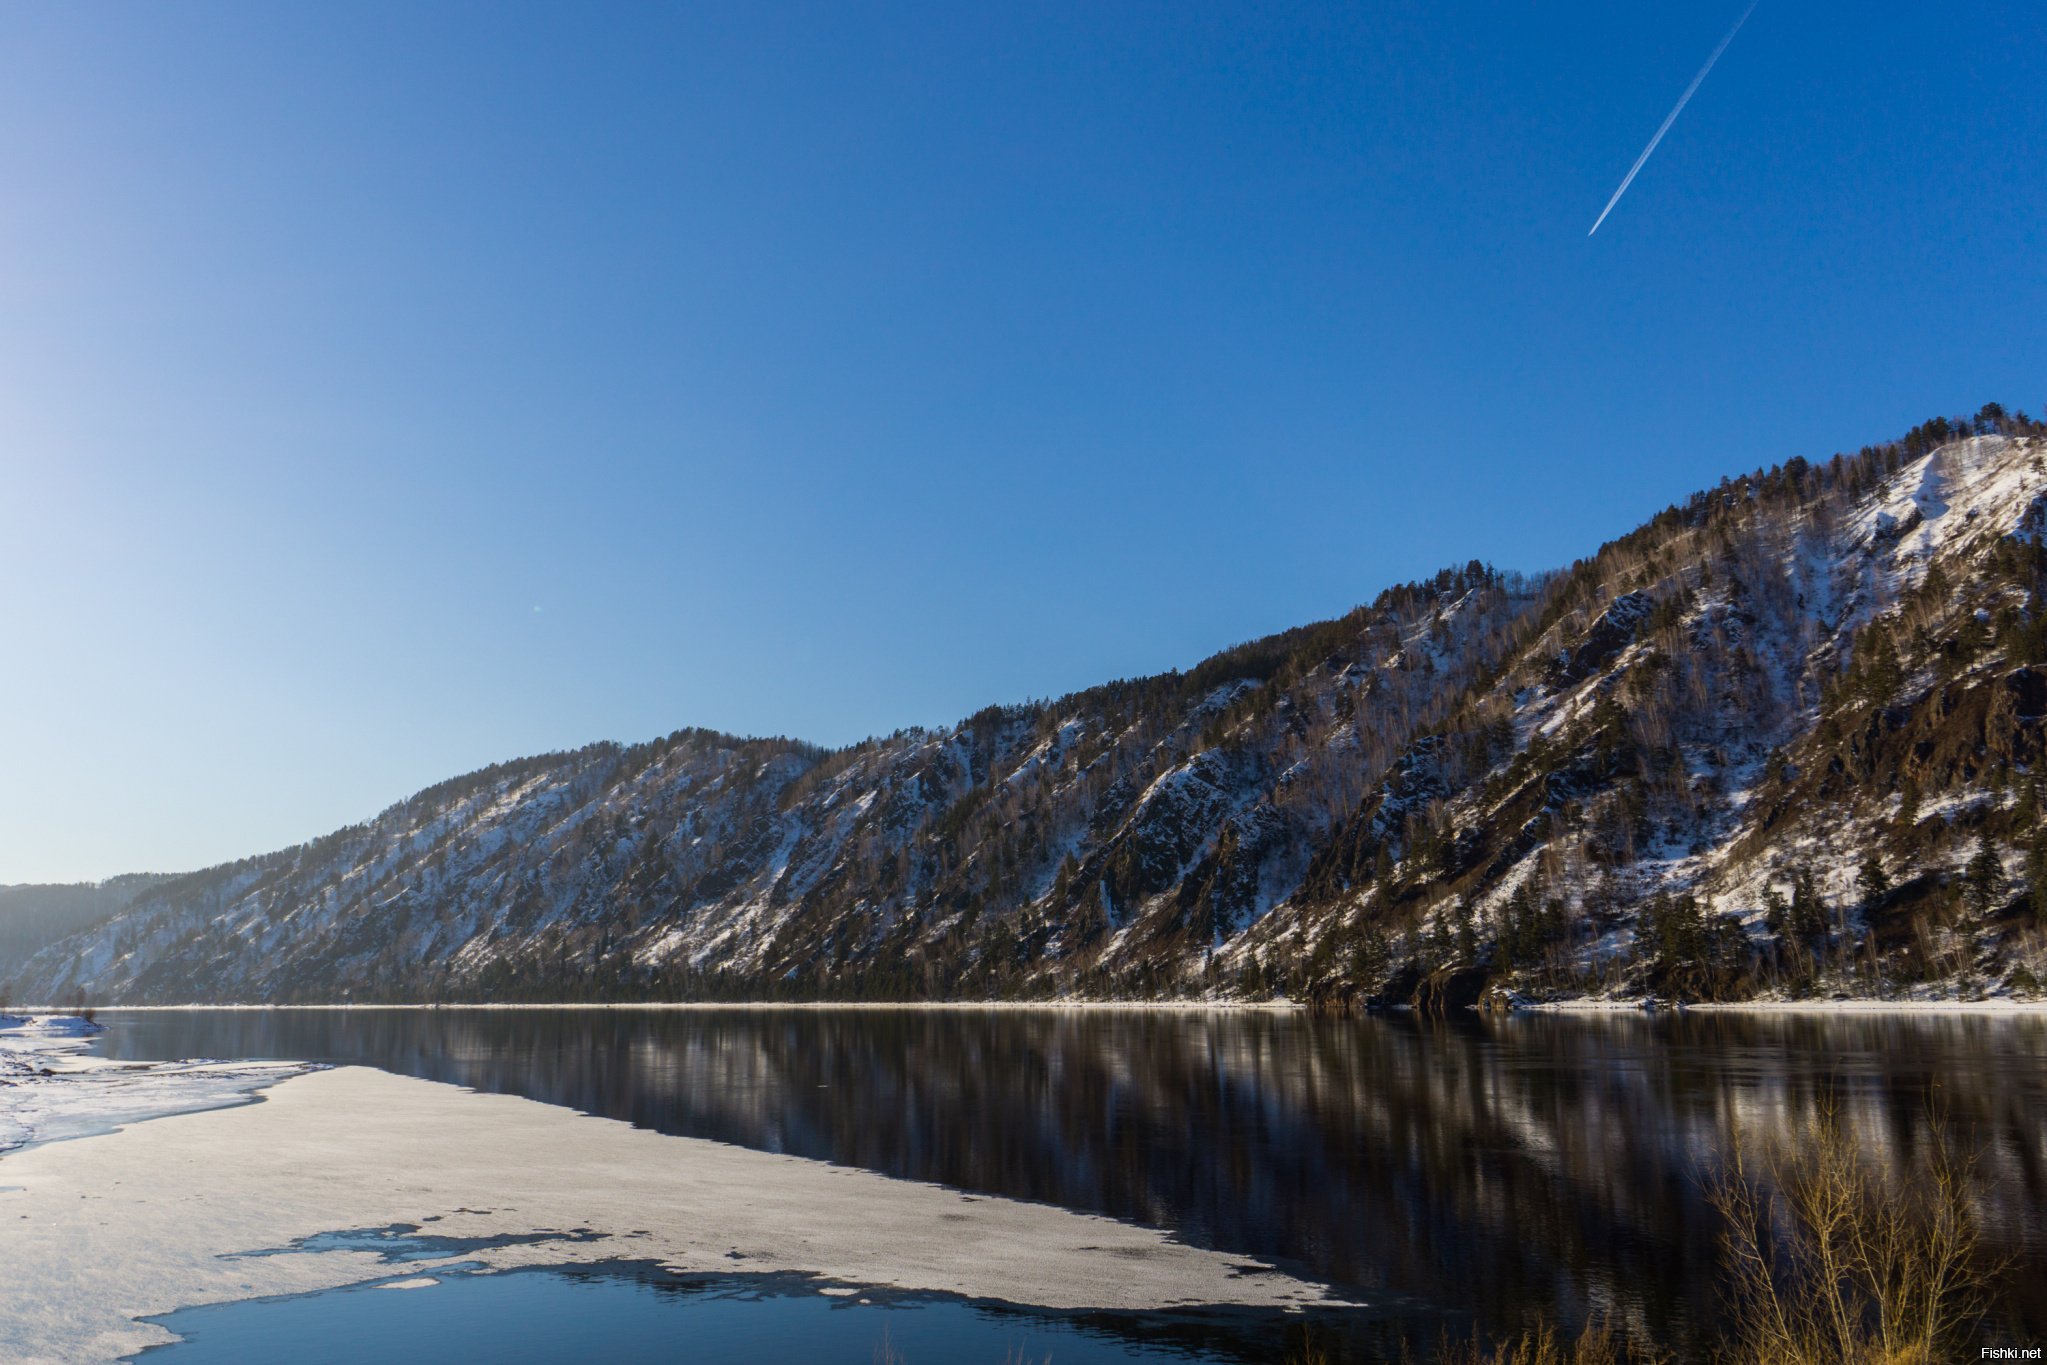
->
[32,995,2047,1016]
[0,1014,309,1154]
[13,999,1303,1013]
[1517,997,2047,1015]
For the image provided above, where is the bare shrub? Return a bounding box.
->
[1709,1101,1994,1365]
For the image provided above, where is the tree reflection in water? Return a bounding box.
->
[98,1008,2047,1356]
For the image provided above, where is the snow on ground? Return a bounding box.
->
[0,1064,1334,1364]
[0,1015,310,1156]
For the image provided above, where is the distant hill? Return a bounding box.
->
[12,408,2047,1007]
[0,875,171,995]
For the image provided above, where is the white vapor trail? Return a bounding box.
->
[1588,0,1759,236]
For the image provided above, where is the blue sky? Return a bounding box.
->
[2,1,2042,882]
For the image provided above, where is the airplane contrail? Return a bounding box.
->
[1589,0,1760,236]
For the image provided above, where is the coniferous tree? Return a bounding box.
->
[1764,885,1791,941]
[2028,829,2047,918]
[1896,781,1922,832]
[1791,868,1828,941]
[1351,925,1391,990]
[1424,911,1453,970]
[1856,625,1903,707]
[1965,837,2004,917]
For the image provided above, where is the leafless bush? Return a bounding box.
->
[1709,1101,1994,1365]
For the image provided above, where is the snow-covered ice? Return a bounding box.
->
[0,1014,311,1156]
[0,1062,1334,1364]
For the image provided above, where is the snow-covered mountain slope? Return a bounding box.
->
[1251,423,2047,1003]
[12,411,2047,1005]
[0,876,166,985]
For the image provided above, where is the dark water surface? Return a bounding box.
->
[99,1007,2047,1361]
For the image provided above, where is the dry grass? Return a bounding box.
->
[1429,1319,1636,1365]
[1708,1101,1995,1365]
[1285,1328,1331,1364]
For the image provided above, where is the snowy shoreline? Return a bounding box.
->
[40,996,2047,1016]
[44,999,1302,1013]
[1510,998,2047,1015]
[0,1013,311,1155]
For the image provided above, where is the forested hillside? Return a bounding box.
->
[12,409,2047,1006]
[0,877,166,994]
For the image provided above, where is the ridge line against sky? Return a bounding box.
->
[4,418,2013,893]
[1,0,2042,882]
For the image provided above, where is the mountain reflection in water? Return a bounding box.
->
[96,1007,2047,1353]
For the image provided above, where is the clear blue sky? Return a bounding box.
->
[2,1,2042,882]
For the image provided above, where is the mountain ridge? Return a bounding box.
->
[11,406,2047,1008]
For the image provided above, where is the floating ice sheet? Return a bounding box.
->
[0,1064,1334,1363]
[0,1014,312,1155]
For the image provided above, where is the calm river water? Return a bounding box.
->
[95,1007,2047,1362]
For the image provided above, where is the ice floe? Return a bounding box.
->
[0,1065,1334,1363]
[0,1013,312,1156]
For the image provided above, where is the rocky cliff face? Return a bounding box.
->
[13,416,2047,1004]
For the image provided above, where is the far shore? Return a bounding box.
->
[29,996,2047,1016]
[29,999,1301,1014]
[1525,998,2047,1016]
